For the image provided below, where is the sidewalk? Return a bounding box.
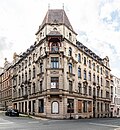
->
[115,128,120,130]
[19,113,48,120]
[0,111,5,113]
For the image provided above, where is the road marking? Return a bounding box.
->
[0,118,14,125]
[0,122,13,125]
[89,123,120,128]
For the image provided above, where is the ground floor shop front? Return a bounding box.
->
[13,96,110,119]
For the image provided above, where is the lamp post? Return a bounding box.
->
[27,81,31,117]
[68,102,72,119]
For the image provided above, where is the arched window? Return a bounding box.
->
[69,63,72,73]
[33,66,36,78]
[51,43,59,52]
[51,101,59,114]
[69,47,72,56]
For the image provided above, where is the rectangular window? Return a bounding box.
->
[78,100,82,113]
[78,68,81,78]
[97,65,99,73]
[97,89,99,97]
[88,101,92,112]
[38,99,44,113]
[89,86,92,96]
[84,70,87,80]
[67,99,74,113]
[69,80,72,93]
[40,81,42,93]
[89,60,91,68]
[51,77,59,89]
[51,57,59,68]
[101,102,103,112]
[101,90,103,97]
[33,83,35,94]
[69,63,72,73]
[106,80,109,87]
[93,63,95,71]
[106,91,109,98]
[33,53,35,62]
[40,63,43,73]
[97,102,99,112]
[88,72,91,81]
[83,101,87,112]
[78,83,82,94]
[29,57,31,65]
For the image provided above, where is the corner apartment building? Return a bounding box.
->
[0,58,12,109]
[110,75,120,117]
[12,9,111,119]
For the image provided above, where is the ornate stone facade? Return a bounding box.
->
[11,9,111,119]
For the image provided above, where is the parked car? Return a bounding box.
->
[5,109,19,117]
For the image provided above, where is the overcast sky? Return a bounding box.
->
[0,0,120,78]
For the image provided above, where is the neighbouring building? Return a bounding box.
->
[12,9,111,119]
[0,58,12,110]
[110,75,120,117]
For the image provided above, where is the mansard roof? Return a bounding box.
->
[76,41,103,64]
[38,9,74,32]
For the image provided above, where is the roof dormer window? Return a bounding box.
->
[69,33,72,41]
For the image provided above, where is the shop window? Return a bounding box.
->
[67,99,74,113]
[39,99,44,113]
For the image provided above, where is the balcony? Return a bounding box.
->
[67,72,75,79]
[22,94,28,99]
[50,88,59,92]
[47,88,62,96]
[37,72,44,77]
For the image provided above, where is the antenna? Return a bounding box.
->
[62,3,64,10]
[48,3,50,10]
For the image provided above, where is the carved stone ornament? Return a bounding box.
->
[50,70,59,74]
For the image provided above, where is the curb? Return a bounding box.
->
[30,115,48,120]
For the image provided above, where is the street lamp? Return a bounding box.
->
[27,81,31,116]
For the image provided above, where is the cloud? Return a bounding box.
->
[0,37,13,51]
[0,0,120,77]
